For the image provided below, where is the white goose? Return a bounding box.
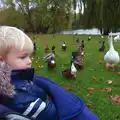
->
[104,32,119,70]
[114,35,120,42]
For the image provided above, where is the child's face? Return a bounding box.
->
[4,47,32,70]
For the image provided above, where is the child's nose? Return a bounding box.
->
[28,58,32,65]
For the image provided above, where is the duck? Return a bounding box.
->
[62,63,77,79]
[33,42,37,55]
[73,55,84,70]
[88,36,91,41]
[43,52,55,62]
[81,40,84,49]
[44,44,50,54]
[48,59,56,68]
[76,38,80,43]
[33,42,37,51]
[71,46,84,70]
[62,42,67,51]
[77,44,85,57]
[104,32,119,70]
[99,40,105,52]
[51,45,56,54]
[71,52,77,64]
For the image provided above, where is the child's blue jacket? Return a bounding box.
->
[3,68,85,120]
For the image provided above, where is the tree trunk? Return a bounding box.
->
[99,28,103,34]
[103,28,110,35]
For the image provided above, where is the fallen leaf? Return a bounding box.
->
[88,68,95,71]
[86,103,94,107]
[88,88,95,94]
[65,87,71,91]
[104,80,113,84]
[98,60,103,64]
[107,80,112,85]
[109,95,120,104]
[87,94,90,97]
[39,64,44,68]
[104,88,112,93]
[109,95,120,102]
[117,72,120,75]
[116,99,120,104]
[92,76,96,80]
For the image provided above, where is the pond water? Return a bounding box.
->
[59,28,101,35]
[59,28,120,36]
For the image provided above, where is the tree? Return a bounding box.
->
[2,0,73,33]
[0,7,25,28]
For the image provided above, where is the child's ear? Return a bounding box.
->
[0,56,3,61]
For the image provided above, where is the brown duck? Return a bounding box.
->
[48,59,56,68]
[73,55,84,70]
[62,63,77,79]
[62,42,67,51]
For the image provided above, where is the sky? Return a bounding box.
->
[76,1,84,14]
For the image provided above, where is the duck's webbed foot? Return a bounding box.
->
[105,63,115,71]
[105,63,109,70]
[111,66,115,71]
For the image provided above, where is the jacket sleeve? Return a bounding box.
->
[6,95,57,120]
[34,75,85,120]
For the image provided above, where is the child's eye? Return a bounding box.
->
[20,56,27,59]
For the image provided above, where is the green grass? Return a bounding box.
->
[31,34,120,120]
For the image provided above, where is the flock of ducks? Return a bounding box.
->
[40,40,85,79]
[33,33,120,80]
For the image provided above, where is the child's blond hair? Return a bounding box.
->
[0,26,33,57]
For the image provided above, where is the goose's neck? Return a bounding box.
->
[109,35,114,50]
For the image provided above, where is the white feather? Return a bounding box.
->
[62,43,66,47]
[71,63,77,74]
[51,60,55,64]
